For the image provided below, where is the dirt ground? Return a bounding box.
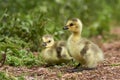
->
[0,27,120,80]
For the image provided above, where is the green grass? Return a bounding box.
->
[0,71,25,80]
[0,71,17,80]
[110,63,120,66]
[6,49,45,67]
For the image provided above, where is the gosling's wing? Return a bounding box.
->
[79,38,90,55]
[56,46,62,58]
[56,40,67,47]
[55,41,66,58]
[79,38,103,55]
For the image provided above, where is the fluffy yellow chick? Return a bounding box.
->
[41,34,72,65]
[63,18,104,70]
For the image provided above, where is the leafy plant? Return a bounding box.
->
[6,49,43,67]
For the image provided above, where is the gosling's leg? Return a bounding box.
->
[67,64,96,73]
[67,68,83,73]
[67,63,83,73]
[44,63,54,67]
[74,63,81,69]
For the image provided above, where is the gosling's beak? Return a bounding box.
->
[63,26,69,30]
[42,42,47,47]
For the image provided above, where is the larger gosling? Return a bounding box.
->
[63,18,104,69]
[41,34,72,65]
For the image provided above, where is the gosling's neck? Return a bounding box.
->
[71,31,81,41]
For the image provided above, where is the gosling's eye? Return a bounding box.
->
[70,23,74,26]
[48,40,51,43]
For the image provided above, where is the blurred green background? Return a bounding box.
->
[0,0,120,66]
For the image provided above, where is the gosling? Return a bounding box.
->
[41,34,72,65]
[63,18,104,70]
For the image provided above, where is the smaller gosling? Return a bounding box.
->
[63,18,104,70]
[41,34,72,65]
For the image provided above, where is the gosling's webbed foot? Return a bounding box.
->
[66,67,96,73]
[66,68,83,73]
[82,67,97,70]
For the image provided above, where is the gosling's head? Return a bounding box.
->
[42,35,55,48]
[63,18,82,33]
